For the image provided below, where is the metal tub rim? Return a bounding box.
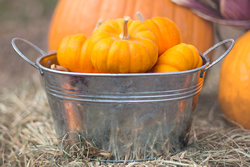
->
[11,37,234,78]
[36,51,210,77]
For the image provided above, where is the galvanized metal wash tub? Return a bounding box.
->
[12,38,234,162]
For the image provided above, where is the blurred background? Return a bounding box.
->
[0,0,57,88]
[0,0,246,97]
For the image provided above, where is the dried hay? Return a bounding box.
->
[1,75,250,167]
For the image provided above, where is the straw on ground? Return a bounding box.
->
[1,75,250,166]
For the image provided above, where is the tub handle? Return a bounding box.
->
[200,39,235,78]
[11,37,46,75]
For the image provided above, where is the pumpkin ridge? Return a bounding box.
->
[134,32,156,41]
[129,42,146,72]
[99,22,121,35]
[57,36,70,67]
[107,40,125,72]
[75,36,87,68]
[153,18,180,53]
[116,19,124,35]
[161,49,190,71]
[172,43,193,69]
[179,43,195,69]
[132,39,150,51]
[134,29,155,36]
[144,19,164,55]
[121,40,131,73]
[66,36,76,68]
[164,19,182,47]
[133,36,158,66]
[127,40,131,72]
[97,30,120,39]
[187,44,200,68]
[87,31,113,58]
[107,41,113,72]
[133,37,157,53]
[172,49,190,63]
[90,37,115,71]
[124,40,131,73]
[78,39,88,70]
[128,21,148,35]
[132,40,152,70]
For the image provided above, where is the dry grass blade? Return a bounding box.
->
[1,75,250,166]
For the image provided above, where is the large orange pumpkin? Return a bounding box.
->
[218,30,250,129]
[48,0,214,56]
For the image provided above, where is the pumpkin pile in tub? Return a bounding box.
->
[51,15,203,73]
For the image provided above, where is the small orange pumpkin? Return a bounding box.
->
[137,13,182,55]
[57,34,99,73]
[152,43,202,73]
[87,16,158,73]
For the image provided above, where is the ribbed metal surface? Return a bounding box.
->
[36,53,208,161]
[43,74,204,103]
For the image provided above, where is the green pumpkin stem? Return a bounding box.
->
[119,16,130,40]
[136,11,146,22]
[93,19,102,33]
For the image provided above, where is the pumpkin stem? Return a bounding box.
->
[119,16,130,40]
[93,19,102,33]
[136,11,146,22]
[51,64,70,72]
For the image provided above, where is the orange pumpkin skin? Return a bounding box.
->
[143,17,181,55]
[57,34,99,73]
[218,30,250,129]
[187,44,203,68]
[152,43,202,73]
[48,0,214,56]
[188,44,203,111]
[87,18,158,73]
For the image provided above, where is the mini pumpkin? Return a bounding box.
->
[87,16,158,73]
[57,34,99,73]
[137,12,182,55]
[152,43,202,73]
